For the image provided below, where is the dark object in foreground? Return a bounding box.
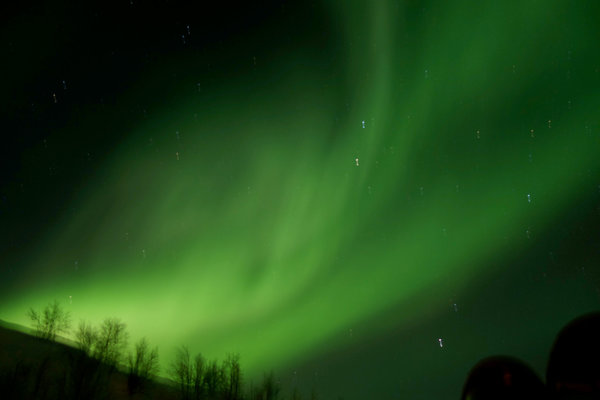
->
[546,312,600,399]
[462,312,600,399]
[461,356,546,400]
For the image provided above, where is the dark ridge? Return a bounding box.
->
[0,325,177,400]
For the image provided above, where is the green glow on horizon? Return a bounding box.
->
[2,0,599,380]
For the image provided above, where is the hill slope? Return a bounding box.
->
[0,324,177,400]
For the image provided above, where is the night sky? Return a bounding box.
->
[2,1,600,399]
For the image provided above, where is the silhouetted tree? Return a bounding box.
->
[223,353,242,400]
[171,345,193,400]
[261,371,280,400]
[75,320,98,356]
[64,347,110,400]
[246,372,280,400]
[290,386,302,400]
[31,356,51,399]
[204,359,221,399]
[127,337,159,395]
[218,359,228,398]
[93,317,128,368]
[193,353,206,400]
[27,300,71,341]
[247,379,258,400]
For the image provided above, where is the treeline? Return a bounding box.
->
[169,346,284,400]
[2,300,318,400]
[26,300,157,394]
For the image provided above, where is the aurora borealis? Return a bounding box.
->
[2,1,600,398]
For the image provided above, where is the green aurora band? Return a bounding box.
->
[2,0,599,380]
